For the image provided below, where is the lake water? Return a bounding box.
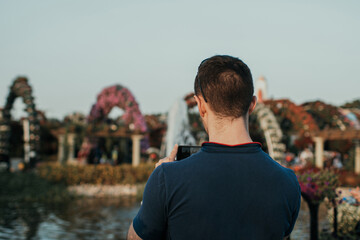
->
[0,197,330,240]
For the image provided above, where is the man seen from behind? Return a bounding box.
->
[127,55,301,240]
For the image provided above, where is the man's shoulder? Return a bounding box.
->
[272,163,301,198]
[162,152,200,170]
[253,152,300,188]
[269,159,299,182]
[160,152,205,179]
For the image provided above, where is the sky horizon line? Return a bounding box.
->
[1,0,359,119]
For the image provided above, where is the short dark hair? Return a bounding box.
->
[194,55,254,118]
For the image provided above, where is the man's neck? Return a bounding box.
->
[207,114,253,145]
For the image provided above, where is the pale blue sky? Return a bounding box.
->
[1,0,359,119]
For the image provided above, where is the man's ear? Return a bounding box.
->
[194,95,206,117]
[248,96,257,115]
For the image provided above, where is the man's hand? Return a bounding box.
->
[351,187,360,202]
[155,144,178,169]
[127,222,142,240]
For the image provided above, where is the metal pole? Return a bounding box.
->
[23,119,30,164]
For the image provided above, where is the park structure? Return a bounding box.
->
[1,76,360,174]
[0,77,40,169]
[52,84,149,167]
[254,76,360,174]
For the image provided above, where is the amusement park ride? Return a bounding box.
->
[1,76,360,174]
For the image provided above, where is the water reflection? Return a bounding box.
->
[0,198,140,240]
[0,198,329,240]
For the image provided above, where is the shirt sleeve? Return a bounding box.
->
[285,185,301,236]
[133,165,167,240]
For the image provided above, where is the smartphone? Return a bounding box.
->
[176,145,201,161]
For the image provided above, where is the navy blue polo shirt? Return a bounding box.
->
[133,142,301,240]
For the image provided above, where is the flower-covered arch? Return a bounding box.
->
[0,77,40,167]
[264,99,319,135]
[77,85,148,164]
[302,101,351,131]
[88,85,147,132]
[264,99,319,149]
[301,101,357,156]
[252,103,286,162]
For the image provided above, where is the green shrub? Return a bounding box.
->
[37,162,154,185]
[0,171,74,203]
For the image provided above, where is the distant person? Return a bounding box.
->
[87,148,96,164]
[332,153,343,169]
[111,146,119,165]
[350,187,360,236]
[285,151,295,166]
[94,146,102,165]
[342,153,350,169]
[127,55,301,240]
[299,148,314,167]
[351,187,360,203]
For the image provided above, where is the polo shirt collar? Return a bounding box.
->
[201,142,262,153]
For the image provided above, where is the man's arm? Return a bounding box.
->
[126,145,178,240]
[127,222,142,240]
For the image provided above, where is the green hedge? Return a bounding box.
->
[37,162,154,185]
[0,171,74,203]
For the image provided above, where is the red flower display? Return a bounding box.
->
[301,101,351,130]
[88,85,147,133]
[264,99,319,136]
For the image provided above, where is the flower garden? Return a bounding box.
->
[295,167,360,239]
[1,77,360,239]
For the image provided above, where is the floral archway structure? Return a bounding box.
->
[265,99,319,134]
[264,99,319,149]
[77,85,148,163]
[88,85,147,133]
[302,101,351,131]
[252,103,286,162]
[0,77,40,168]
